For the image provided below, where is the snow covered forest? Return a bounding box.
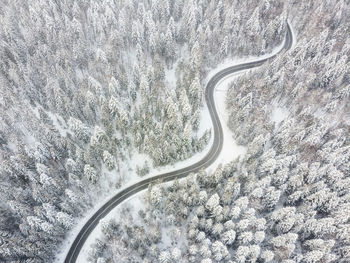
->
[0,0,349,262]
[87,1,350,263]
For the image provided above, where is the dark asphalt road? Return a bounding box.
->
[64,22,293,263]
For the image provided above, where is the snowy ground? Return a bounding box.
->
[288,19,297,50]
[270,103,289,128]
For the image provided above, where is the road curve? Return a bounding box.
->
[64,22,293,263]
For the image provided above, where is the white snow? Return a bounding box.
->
[164,44,189,90]
[23,131,36,145]
[46,111,69,136]
[288,19,297,50]
[165,63,177,87]
[7,141,17,152]
[271,105,289,127]
[31,105,70,136]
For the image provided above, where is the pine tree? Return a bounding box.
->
[220,36,229,57]
[68,117,90,142]
[103,151,115,170]
[84,164,98,183]
[165,27,175,62]
[221,229,236,245]
[190,41,202,72]
[159,250,171,263]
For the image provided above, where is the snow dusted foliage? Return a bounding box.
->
[89,1,349,263]
[0,0,348,261]
[92,144,348,262]
[0,0,288,260]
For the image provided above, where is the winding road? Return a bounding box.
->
[64,22,293,263]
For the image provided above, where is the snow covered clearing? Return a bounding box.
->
[288,19,297,50]
[32,105,70,136]
[270,104,289,127]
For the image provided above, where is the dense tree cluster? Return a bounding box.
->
[0,0,287,261]
[90,156,346,262]
[90,0,350,262]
